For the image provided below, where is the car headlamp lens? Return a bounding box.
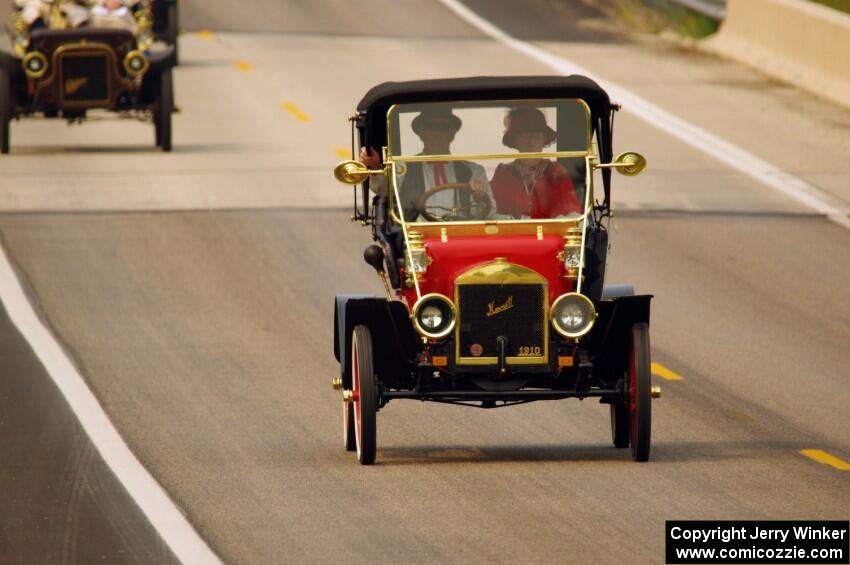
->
[123,50,149,77]
[412,294,456,339]
[551,293,596,338]
[558,303,585,330]
[22,52,48,79]
[420,305,443,329]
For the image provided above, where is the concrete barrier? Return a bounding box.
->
[703,0,850,110]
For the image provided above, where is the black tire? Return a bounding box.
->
[351,325,377,465]
[0,67,11,155]
[610,401,629,448]
[154,69,173,152]
[343,400,356,452]
[629,323,652,462]
[167,3,179,64]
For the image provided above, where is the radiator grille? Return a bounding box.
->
[457,284,545,362]
[61,54,110,104]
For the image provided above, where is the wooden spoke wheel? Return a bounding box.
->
[629,322,652,462]
[351,325,377,465]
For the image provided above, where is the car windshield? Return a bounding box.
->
[387,99,592,224]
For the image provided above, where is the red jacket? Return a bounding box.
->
[490,160,582,219]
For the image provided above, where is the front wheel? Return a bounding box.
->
[629,322,652,461]
[351,325,377,465]
[154,69,173,152]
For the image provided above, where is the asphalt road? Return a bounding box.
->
[1,1,848,564]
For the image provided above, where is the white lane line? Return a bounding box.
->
[0,247,221,564]
[438,0,850,230]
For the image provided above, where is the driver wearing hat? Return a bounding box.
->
[360,106,493,221]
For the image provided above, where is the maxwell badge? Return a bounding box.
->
[470,343,483,357]
[486,296,514,317]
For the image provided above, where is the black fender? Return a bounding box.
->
[147,45,177,74]
[601,284,634,300]
[586,293,652,383]
[334,296,421,389]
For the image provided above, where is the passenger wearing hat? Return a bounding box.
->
[490,107,582,219]
[360,106,493,221]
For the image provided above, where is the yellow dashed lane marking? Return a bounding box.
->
[724,410,754,423]
[800,450,850,471]
[651,362,684,381]
[197,30,214,39]
[335,147,351,159]
[234,60,253,72]
[281,102,311,123]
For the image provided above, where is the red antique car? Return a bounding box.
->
[333,76,657,464]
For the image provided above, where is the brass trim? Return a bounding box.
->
[404,230,431,287]
[592,152,647,176]
[333,160,386,185]
[22,51,48,79]
[123,49,149,78]
[412,293,457,339]
[394,150,590,163]
[382,104,598,296]
[550,293,597,339]
[455,260,549,366]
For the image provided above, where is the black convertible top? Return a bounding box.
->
[357,75,611,123]
[355,75,616,203]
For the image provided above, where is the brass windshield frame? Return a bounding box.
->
[383,99,596,301]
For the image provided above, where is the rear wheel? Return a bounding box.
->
[0,68,11,155]
[154,69,173,152]
[629,323,652,461]
[351,325,377,465]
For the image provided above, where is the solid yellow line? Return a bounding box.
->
[335,147,351,159]
[800,449,850,471]
[234,60,253,72]
[281,102,311,123]
[197,30,214,39]
[651,362,684,381]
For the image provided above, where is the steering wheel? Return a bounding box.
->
[415,182,493,222]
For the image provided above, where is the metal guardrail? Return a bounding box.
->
[666,0,727,21]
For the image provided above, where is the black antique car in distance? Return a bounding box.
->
[0,2,176,153]
[333,76,659,465]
